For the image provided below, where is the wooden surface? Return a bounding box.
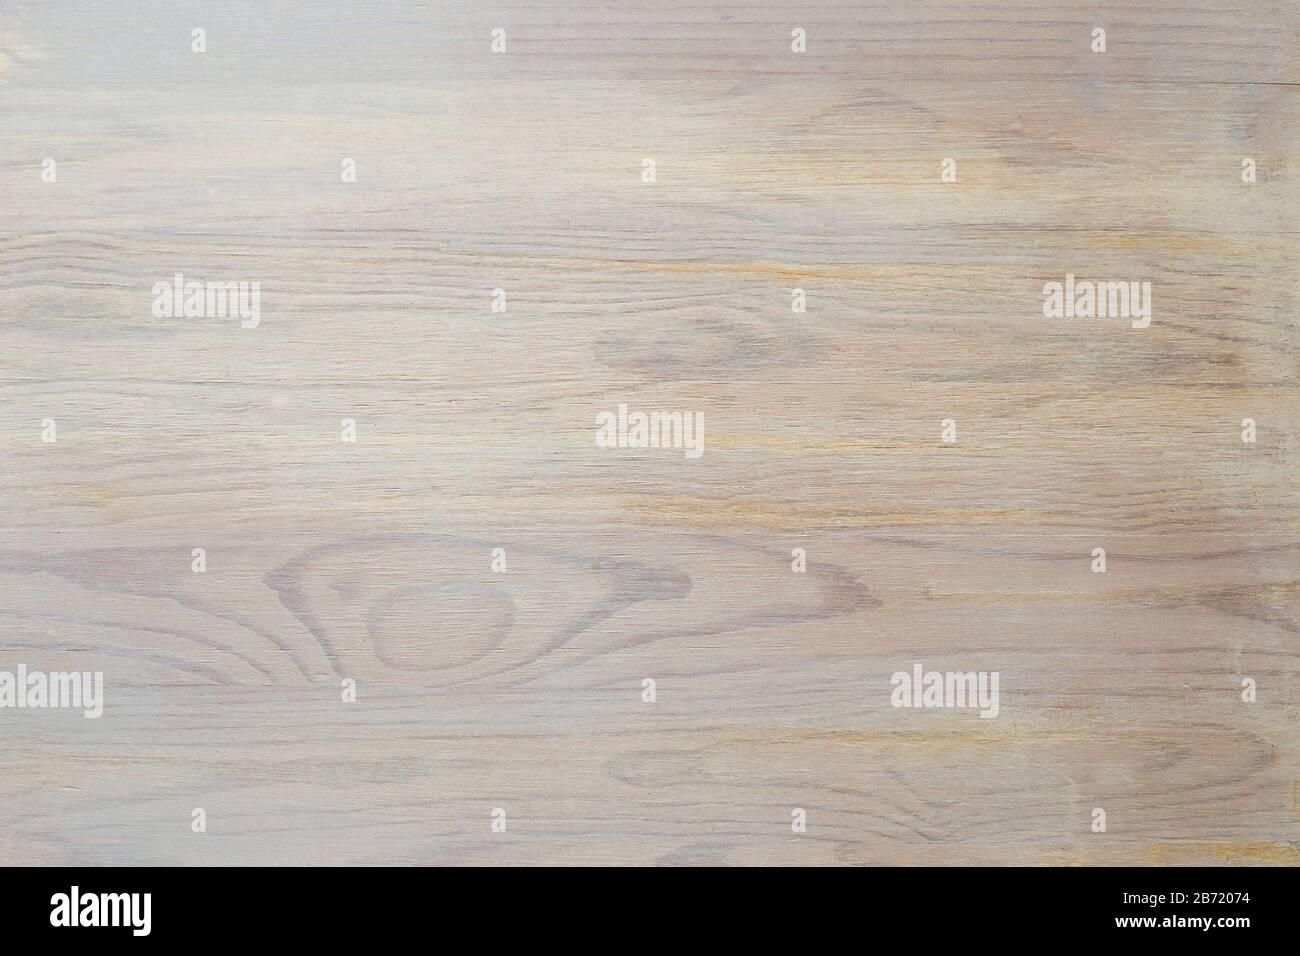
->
[1,0,1297,865]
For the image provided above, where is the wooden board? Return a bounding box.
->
[1,0,1296,865]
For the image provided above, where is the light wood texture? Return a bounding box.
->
[1,0,1297,865]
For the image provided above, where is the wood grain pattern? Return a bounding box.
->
[1,0,1297,865]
